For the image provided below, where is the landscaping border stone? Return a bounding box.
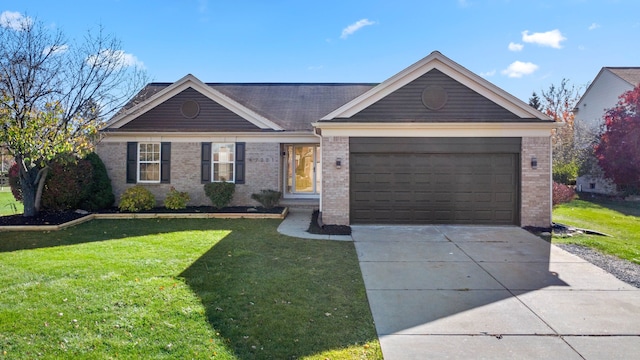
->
[0,207,289,232]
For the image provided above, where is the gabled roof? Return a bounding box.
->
[321,51,550,121]
[576,67,640,109]
[607,67,640,86]
[105,74,286,131]
[105,77,375,132]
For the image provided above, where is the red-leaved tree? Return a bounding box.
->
[595,84,640,194]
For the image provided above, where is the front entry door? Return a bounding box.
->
[285,144,321,196]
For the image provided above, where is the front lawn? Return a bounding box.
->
[0,190,22,216]
[552,197,640,264]
[0,218,381,359]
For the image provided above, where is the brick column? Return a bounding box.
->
[321,136,350,225]
[521,137,552,229]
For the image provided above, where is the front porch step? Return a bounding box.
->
[280,198,319,210]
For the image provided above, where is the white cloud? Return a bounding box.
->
[340,19,376,39]
[307,65,324,71]
[458,0,471,7]
[480,69,496,77]
[588,23,600,30]
[0,11,32,30]
[43,44,69,55]
[508,42,524,52]
[521,29,566,49]
[501,61,538,78]
[87,49,145,69]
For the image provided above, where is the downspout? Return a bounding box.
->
[313,126,323,215]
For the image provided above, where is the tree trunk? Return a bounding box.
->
[20,171,38,217]
[34,167,49,212]
[17,157,40,217]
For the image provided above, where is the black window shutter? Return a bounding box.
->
[201,142,212,183]
[160,142,171,183]
[126,142,137,183]
[235,142,245,184]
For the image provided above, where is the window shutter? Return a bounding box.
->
[161,142,171,183]
[126,142,137,183]
[235,142,245,184]
[201,142,211,183]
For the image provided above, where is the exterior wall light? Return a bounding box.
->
[336,158,342,169]
[531,157,537,169]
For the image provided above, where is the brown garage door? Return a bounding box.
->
[350,138,520,225]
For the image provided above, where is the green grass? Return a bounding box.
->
[0,219,381,359]
[0,190,22,216]
[553,198,640,264]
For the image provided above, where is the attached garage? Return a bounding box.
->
[315,51,556,228]
[349,138,520,225]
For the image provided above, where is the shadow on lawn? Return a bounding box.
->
[576,194,640,217]
[179,225,380,359]
[0,218,227,253]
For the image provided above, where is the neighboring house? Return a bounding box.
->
[574,67,640,194]
[97,51,556,228]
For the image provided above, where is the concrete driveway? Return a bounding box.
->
[351,225,640,359]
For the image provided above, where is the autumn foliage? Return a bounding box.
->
[595,84,640,194]
[552,182,576,206]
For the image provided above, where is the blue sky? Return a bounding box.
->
[3,0,640,102]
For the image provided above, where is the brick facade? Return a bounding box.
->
[521,137,552,228]
[320,136,350,225]
[96,141,280,207]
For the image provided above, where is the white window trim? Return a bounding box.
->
[212,143,235,182]
[137,142,161,183]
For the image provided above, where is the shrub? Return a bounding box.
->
[204,182,235,209]
[81,152,115,210]
[553,160,579,185]
[8,162,22,202]
[251,189,281,209]
[41,160,93,211]
[553,182,576,206]
[119,185,155,212]
[164,187,190,210]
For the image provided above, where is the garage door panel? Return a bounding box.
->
[350,141,520,225]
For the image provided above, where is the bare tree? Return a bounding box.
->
[540,79,585,184]
[0,14,147,216]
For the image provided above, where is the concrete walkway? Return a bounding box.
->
[351,225,640,359]
[276,208,352,241]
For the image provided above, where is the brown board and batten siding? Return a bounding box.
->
[346,69,526,122]
[349,138,521,225]
[119,88,263,132]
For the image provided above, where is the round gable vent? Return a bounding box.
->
[181,100,200,118]
[421,85,448,110]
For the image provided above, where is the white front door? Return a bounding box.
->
[285,144,321,197]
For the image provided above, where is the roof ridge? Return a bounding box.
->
[147,82,379,86]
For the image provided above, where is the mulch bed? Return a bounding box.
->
[307,210,352,236]
[0,210,89,226]
[0,206,285,227]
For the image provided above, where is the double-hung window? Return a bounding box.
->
[138,143,161,182]
[126,142,171,184]
[213,143,235,182]
[201,142,245,184]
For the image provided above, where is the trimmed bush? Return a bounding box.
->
[553,182,576,206]
[119,185,155,212]
[204,182,235,209]
[251,189,281,209]
[81,152,115,210]
[8,162,22,202]
[164,187,190,210]
[41,160,93,211]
